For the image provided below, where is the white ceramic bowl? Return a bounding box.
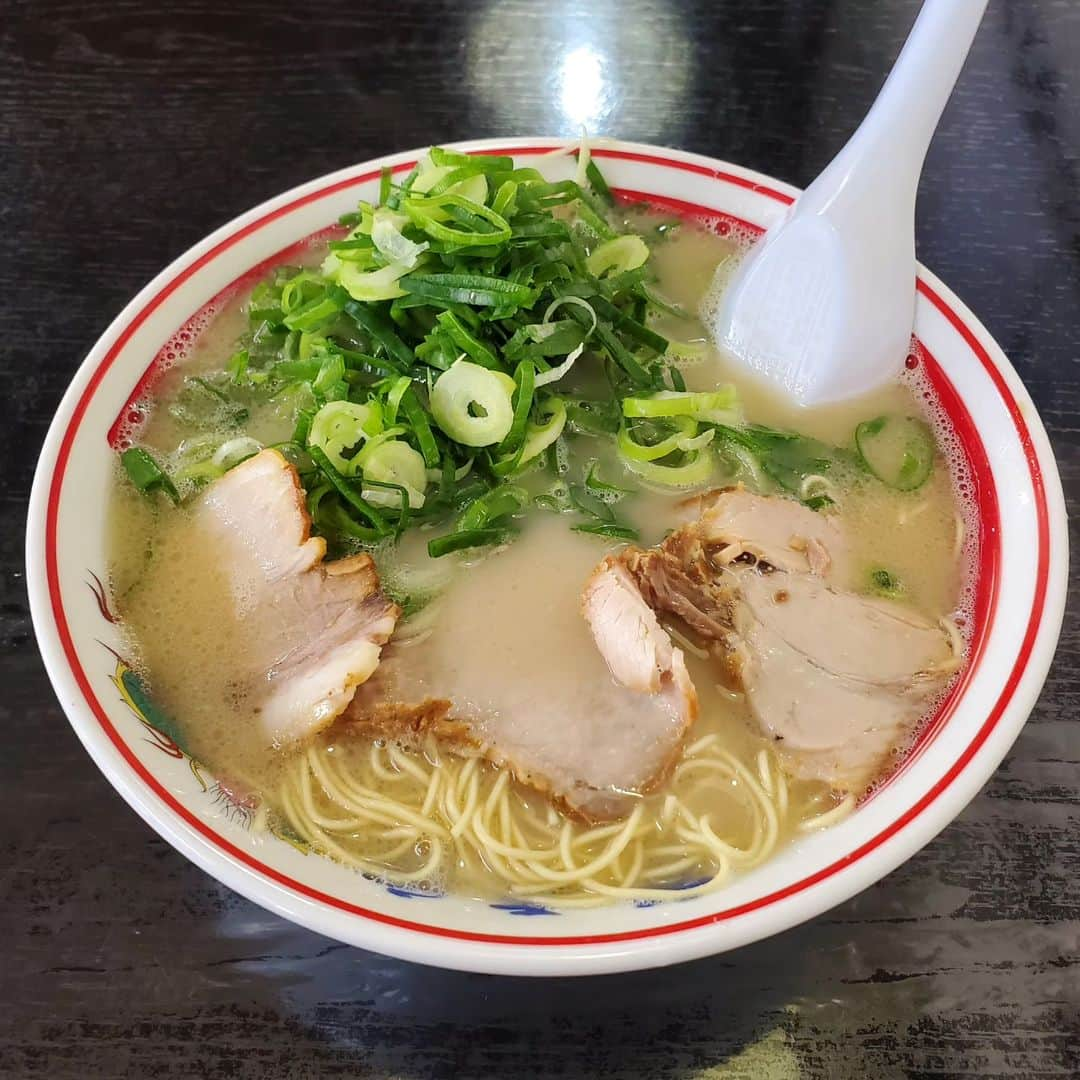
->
[27,138,1068,976]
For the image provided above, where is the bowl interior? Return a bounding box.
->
[26,139,1066,976]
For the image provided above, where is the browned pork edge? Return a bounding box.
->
[342,686,696,826]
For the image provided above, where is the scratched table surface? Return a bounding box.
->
[3,0,1078,1076]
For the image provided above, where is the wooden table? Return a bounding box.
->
[4,1,1077,1075]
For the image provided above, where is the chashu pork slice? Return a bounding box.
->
[581,556,696,701]
[733,568,954,789]
[344,516,697,822]
[584,488,957,793]
[186,448,400,743]
[688,487,850,578]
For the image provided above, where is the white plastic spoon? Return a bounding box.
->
[710,0,988,406]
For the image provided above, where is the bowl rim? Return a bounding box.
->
[26,137,1069,975]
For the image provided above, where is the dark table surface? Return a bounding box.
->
[4,1,1078,1076]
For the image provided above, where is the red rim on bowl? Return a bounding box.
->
[33,144,1056,954]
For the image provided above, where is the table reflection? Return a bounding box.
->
[466,0,693,139]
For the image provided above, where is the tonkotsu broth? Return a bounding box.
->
[108,210,970,902]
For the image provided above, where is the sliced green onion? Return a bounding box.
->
[344,301,416,369]
[316,499,386,543]
[279,271,321,315]
[745,423,802,443]
[403,193,511,247]
[584,293,668,354]
[855,415,935,491]
[585,158,615,206]
[399,388,441,467]
[307,480,333,522]
[574,133,591,187]
[665,339,710,361]
[211,436,262,471]
[326,241,377,267]
[715,434,770,491]
[414,329,458,371]
[426,165,492,199]
[759,435,838,493]
[383,376,412,425]
[534,480,571,512]
[435,310,499,369]
[360,439,428,509]
[506,320,586,362]
[515,179,580,210]
[511,219,571,244]
[364,478,414,532]
[353,425,408,468]
[227,349,249,383]
[457,485,529,532]
[400,273,536,309]
[132,146,744,557]
[121,447,179,503]
[516,396,567,467]
[427,164,492,196]
[412,160,490,207]
[564,472,640,540]
[172,437,221,485]
[371,208,428,267]
[552,434,571,476]
[430,360,515,446]
[622,388,739,422]
[311,349,347,398]
[677,428,715,452]
[642,284,691,320]
[869,567,904,598]
[492,180,517,218]
[429,147,514,171]
[298,332,325,364]
[427,528,514,558]
[533,343,584,388]
[335,260,412,302]
[527,295,595,389]
[340,348,404,378]
[283,289,346,332]
[308,400,383,476]
[620,447,714,488]
[561,306,651,386]
[572,521,639,541]
[586,235,650,277]
[543,293,598,331]
[566,398,621,436]
[617,415,698,462]
[498,361,536,456]
[386,162,422,211]
[585,460,631,500]
[573,193,616,240]
[292,408,314,446]
[307,445,390,534]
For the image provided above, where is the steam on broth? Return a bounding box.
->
[108,148,971,905]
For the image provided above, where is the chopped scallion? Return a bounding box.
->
[121,448,179,503]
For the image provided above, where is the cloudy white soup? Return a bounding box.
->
[108,148,972,906]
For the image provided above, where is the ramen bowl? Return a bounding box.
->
[26,139,1068,976]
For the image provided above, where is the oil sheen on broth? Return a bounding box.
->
[108,213,969,900]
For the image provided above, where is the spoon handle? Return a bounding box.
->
[802,0,988,214]
[712,0,989,404]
